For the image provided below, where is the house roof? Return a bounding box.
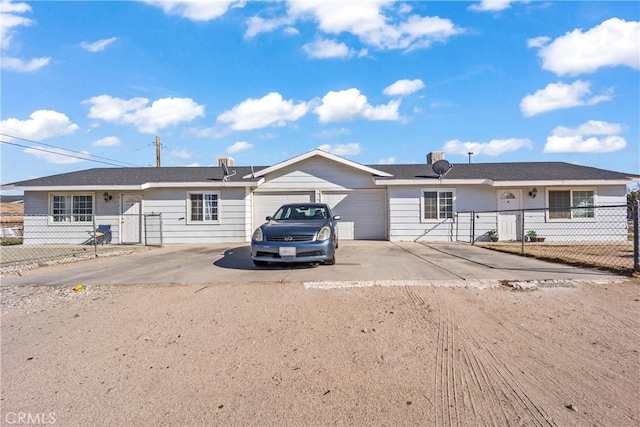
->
[372,162,639,182]
[4,166,261,189]
[243,149,392,179]
[3,154,637,191]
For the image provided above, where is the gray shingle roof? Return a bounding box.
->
[4,161,637,188]
[5,166,262,187]
[371,162,638,181]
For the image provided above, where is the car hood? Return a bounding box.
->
[262,219,327,234]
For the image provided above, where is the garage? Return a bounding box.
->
[253,192,315,229]
[322,190,387,240]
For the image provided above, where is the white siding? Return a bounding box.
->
[258,157,378,191]
[144,187,250,243]
[389,184,629,242]
[22,191,120,245]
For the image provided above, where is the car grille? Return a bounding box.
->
[266,234,315,242]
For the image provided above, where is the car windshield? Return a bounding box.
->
[273,206,328,221]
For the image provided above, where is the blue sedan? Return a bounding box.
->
[251,203,340,266]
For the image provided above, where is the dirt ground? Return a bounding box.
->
[1,280,638,426]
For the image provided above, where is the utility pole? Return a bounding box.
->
[155,136,161,167]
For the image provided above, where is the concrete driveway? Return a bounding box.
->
[0,241,625,287]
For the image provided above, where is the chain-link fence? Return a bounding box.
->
[456,202,639,275]
[0,213,163,274]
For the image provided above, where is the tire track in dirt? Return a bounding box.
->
[404,287,557,426]
[457,299,635,423]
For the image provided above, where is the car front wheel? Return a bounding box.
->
[324,255,336,265]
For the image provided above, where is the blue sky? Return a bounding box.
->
[1,0,639,192]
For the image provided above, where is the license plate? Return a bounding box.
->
[279,247,296,257]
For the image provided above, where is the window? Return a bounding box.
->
[548,189,594,219]
[51,194,93,222]
[188,192,219,222]
[422,190,454,220]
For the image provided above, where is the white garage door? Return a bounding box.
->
[322,190,386,240]
[253,192,315,229]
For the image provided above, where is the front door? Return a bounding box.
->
[121,194,142,244]
[497,190,520,241]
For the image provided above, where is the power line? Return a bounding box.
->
[0,140,137,168]
[0,131,144,167]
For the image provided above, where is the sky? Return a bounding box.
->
[1,0,639,193]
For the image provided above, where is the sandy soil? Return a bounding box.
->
[1,280,638,426]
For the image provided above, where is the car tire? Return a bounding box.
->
[335,239,339,249]
[324,255,336,265]
[253,260,268,267]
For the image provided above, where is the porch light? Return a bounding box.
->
[528,187,538,199]
[103,191,112,202]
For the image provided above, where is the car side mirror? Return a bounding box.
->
[333,215,341,221]
[265,216,272,221]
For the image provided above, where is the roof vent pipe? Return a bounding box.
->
[468,152,473,164]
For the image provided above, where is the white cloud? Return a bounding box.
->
[520,80,612,117]
[527,36,549,49]
[140,0,244,21]
[0,110,79,140]
[383,79,424,96]
[80,37,118,52]
[442,138,532,156]
[0,0,32,49]
[529,18,640,76]
[302,38,351,59]
[318,142,361,156]
[378,156,396,164]
[249,1,463,52]
[468,0,517,12]
[1,56,50,72]
[227,141,253,154]
[170,149,192,159]
[91,136,120,147]
[84,95,205,133]
[246,15,293,39]
[1,0,51,72]
[217,92,308,131]
[314,88,400,123]
[544,120,626,153]
[23,146,89,164]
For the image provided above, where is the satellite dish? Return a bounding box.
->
[222,163,236,181]
[432,159,452,177]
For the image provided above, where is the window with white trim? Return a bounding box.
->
[188,192,219,223]
[422,189,454,221]
[548,189,594,219]
[51,194,93,223]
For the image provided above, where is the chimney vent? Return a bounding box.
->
[217,157,235,167]
[426,151,444,164]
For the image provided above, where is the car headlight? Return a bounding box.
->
[252,227,263,241]
[316,226,331,241]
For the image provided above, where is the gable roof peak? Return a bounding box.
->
[243,148,392,179]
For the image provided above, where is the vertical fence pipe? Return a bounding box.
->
[92,214,97,257]
[159,213,163,247]
[520,209,525,255]
[634,200,639,272]
[471,210,476,245]
[144,215,148,246]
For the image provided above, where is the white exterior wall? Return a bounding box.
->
[257,157,378,191]
[389,184,629,242]
[144,187,250,243]
[22,191,120,245]
[389,185,498,242]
